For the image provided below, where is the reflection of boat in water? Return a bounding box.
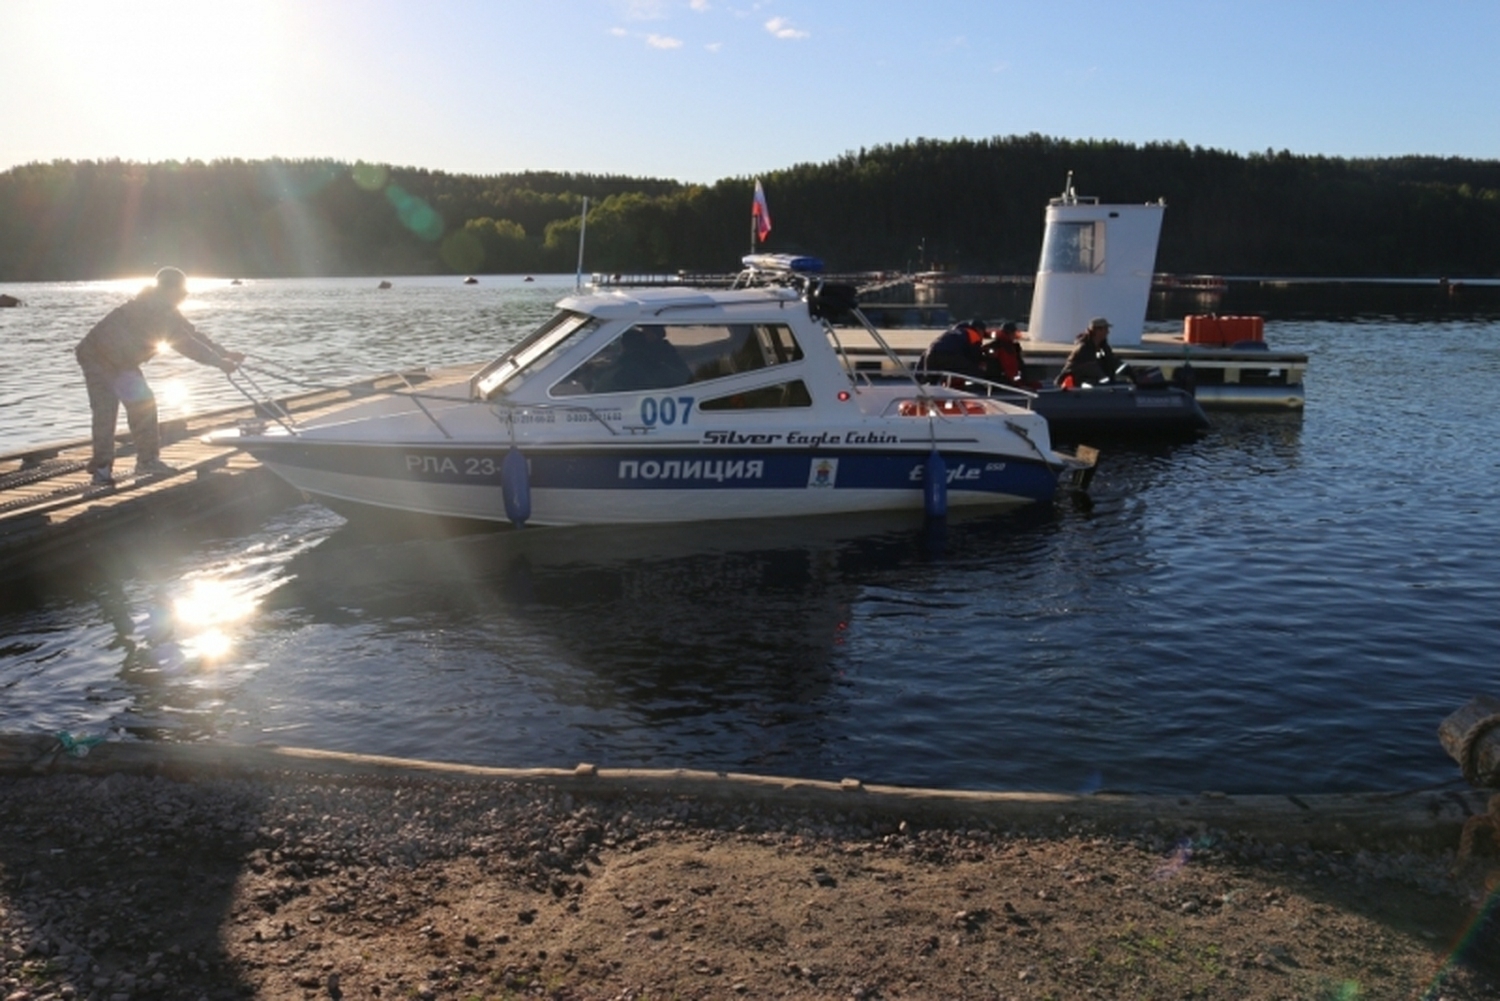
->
[272,512,941,716]
[222,268,1093,527]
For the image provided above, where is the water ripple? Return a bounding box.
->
[2,283,1498,793]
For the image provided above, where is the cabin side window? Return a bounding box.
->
[1040,221,1105,274]
[699,380,813,411]
[551,323,804,397]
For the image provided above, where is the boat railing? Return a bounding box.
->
[841,364,1040,409]
[233,357,624,441]
[226,363,470,441]
[232,354,617,443]
[394,371,456,440]
[912,371,1040,406]
[827,304,933,396]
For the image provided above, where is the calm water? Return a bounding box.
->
[2,276,1498,794]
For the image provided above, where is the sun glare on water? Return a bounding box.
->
[172,576,258,663]
[98,278,212,299]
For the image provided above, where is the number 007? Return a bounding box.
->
[641,396,694,426]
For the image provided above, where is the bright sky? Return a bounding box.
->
[4,0,1497,183]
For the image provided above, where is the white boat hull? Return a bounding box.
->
[244,440,1062,527]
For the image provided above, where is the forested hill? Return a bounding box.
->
[3,136,1498,281]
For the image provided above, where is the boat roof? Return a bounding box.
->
[557,285,801,319]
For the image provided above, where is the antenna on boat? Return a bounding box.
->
[574,196,589,290]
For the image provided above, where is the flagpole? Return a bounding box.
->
[575,196,589,290]
[749,184,756,257]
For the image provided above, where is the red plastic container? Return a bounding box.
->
[1184,314,1264,346]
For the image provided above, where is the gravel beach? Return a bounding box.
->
[1,743,1497,1001]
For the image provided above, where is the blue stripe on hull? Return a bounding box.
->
[243,443,1060,503]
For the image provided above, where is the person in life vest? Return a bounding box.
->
[1056,316,1132,388]
[74,267,244,486]
[917,317,988,382]
[980,320,1039,389]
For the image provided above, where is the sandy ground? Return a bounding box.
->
[1,760,1498,1001]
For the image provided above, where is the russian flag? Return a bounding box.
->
[752,179,772,243]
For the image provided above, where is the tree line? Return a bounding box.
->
[2,136,1498,281]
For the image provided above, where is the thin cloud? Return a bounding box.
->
[646,33,684,49]
[705,41,723,52]
[764,16,809,40]
[690,0,711,10]
[616,0,668,20]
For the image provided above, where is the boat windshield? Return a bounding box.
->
[470,311,602,400]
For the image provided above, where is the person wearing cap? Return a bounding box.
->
[74,267,245,486]
[917,317,988,382]
[980,320,1038,389]
[1056,316,1131,388]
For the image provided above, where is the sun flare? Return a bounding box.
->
[34,1,301,161]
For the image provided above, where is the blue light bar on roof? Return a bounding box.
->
[741,253,825,274]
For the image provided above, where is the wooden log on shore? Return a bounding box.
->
[0,734,1487,853]
[1438,695,1500,787]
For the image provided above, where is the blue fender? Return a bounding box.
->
[501,447,531,527]
[923,446,947,519]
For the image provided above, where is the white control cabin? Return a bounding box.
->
[1026,177,1165,347]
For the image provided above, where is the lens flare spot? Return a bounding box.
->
[385,183,445,241]
[353,162,388,191]
[157,378,193,414]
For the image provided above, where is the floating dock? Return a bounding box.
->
[0,370,465,575]
[838,327,1307,410]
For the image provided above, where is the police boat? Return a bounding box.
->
[218,266,1093,528]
